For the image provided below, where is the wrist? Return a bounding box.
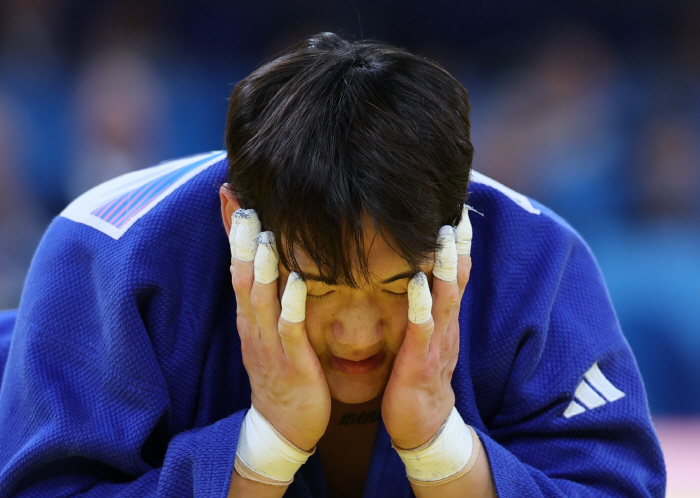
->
[235,405,316,485]
[392,406,478,486]
[389,420,445,451]
[250,399,323,452]
[387,401,454,450]
[268,422,320,453]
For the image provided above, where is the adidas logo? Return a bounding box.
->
[563,363,625,418]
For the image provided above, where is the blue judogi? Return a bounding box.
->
[0,152,664,497]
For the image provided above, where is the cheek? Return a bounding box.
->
[383,302,410,353]
[303,300,330,354]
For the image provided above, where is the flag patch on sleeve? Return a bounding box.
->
[60,151,226,240]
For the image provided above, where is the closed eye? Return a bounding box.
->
[383,290,408,300]
[307,290,335,300]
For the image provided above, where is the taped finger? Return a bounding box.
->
[280,272,307,323]
[433,226,458,282]
[408,272,432,325]
[254,231,279,284]
[455,206,472,256]
[229,210,242,260]
[235,209,261,261]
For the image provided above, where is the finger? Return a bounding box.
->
[234,209,261,262]
[455,205,472,256]
[278,273,314,364]
[280,272,306,323]
[455,206,473,300]
[403,272,434,358]
[431,226,460,345]
[408,272,432,325]
[443,311,461,366]
[251,231,282,344]
[432,226,457,282]
[229,209,242,261]
[254,231,279,285]
[231,210,261,323]
[457,254,472,301]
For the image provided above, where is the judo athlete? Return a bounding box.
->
[0,33,664,497]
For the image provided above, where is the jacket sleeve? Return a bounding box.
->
[460,203,666,498]
[0,218,244,498]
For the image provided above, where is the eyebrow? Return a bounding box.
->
[299,270,415,285]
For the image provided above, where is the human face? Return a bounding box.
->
[278,229,434,405]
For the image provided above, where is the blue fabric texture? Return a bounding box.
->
[0,309,16,379]
[0,155,665,497]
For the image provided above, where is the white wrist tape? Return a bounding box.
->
[408,272,432,324]
[234,209,261,261]
[455,205,473,256]
[280,272,307,323]
[433,225,457,282]
[254,231,279,284]
[393,406,475,484]
[235,405,314,484]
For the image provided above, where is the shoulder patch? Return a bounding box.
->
[60,151,226,240]
[470,171,541,215]
[564,363,626,418]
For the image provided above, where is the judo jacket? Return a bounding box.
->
[0,151,665,497]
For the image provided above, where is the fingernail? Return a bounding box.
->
[234,209,261,261]
[408,272,432,324]
[254,231,279,284]
[433,225,458,282]
[281,272,307,323]
[455,205,472,256]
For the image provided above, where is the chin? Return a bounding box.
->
[330,385,382,404]
[326,368,390,404]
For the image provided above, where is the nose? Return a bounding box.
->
[331,298,384,353]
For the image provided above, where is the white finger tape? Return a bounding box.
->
[229,211,240,260]
[455,206,473,256]
[235,405,314,484]
[235,209,261,261]
[433,225,458,282]
[280,272,307,323]
[408,272,432,325]
[254,231,279,284]
[393,406,475,484]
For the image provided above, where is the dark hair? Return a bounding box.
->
[225,32,473,287]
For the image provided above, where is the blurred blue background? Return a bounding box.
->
[0,0,699,420]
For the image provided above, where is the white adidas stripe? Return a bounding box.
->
[574,381,607,409]
[470,171,541,215]
[563,400,586,418]
[564,363,626,419]
[585,363,626,402]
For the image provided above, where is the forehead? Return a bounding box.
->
[291,225,412,285]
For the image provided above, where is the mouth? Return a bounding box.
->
[330,350,387,375]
